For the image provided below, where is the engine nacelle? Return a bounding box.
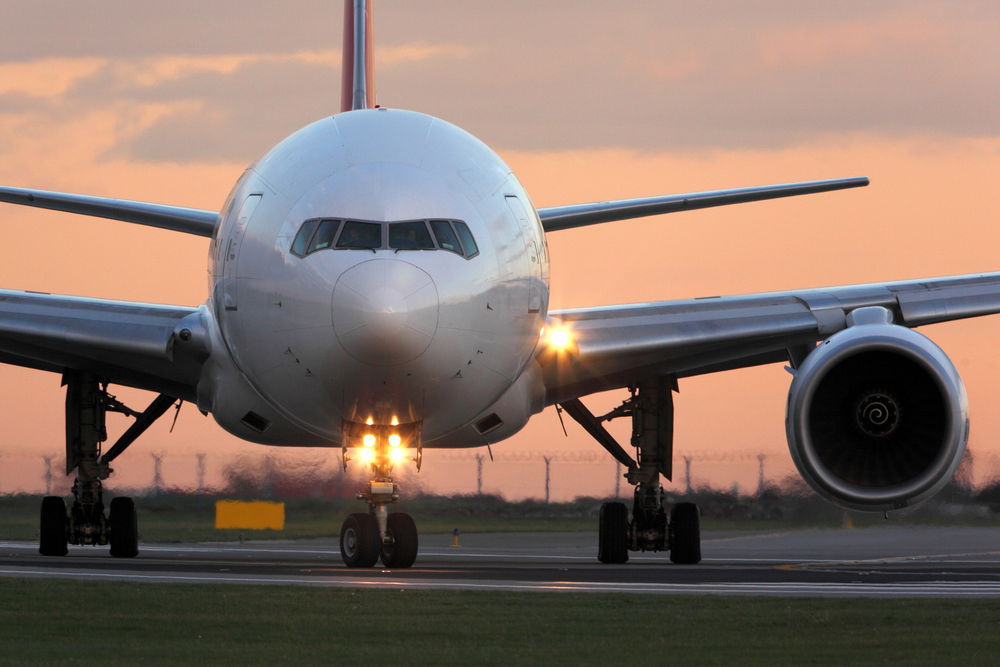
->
[786,307,968,511]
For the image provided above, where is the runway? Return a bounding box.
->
[3,526,1000,597]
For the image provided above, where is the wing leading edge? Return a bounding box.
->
[0,186,219,237]
[0,289,211,400]
[536,177,868,232]
[538,272,1000,405]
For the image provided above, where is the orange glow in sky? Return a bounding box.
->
[2,3,1000,500]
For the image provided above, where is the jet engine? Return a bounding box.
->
[785,307,968,511]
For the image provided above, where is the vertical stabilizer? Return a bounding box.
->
[341,0,376,112]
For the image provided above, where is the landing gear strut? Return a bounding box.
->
[38,371,176,558]
[340,424,420,568]
[562,376,701,565]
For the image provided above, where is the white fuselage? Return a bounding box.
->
[197,109,549,448]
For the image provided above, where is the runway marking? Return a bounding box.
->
[0,542,341,556]
[8,535,1000,598]
[419,552,831,564]
[3,567,1000,596]
[702,531,794,543]
[0,542,909,566]
[779,549,1000,572]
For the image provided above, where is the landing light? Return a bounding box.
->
[363,433,376,447]
[365,417,374,426]
[391,416,399,426]
[359,447,377,463]
[389,448,406,463]
[388,433,402,447]
[548,327,574,351]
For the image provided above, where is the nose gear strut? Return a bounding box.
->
[560,376,701,565]
[340,424,421,568]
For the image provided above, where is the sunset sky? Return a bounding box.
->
[2,1,1000,500]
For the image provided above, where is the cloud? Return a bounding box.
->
[95,43,471,89]
[0,58,107,98]
[0,1,998,162]
[0,41,474,163]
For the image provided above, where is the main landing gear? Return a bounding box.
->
[339,424,421,568]
[38,370,177,559]
[561,376,702,565]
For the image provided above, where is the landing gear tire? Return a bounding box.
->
[39,496,68,557]
[340,512,381,568]
[380,512,418,568]
[669,502,701,564]
[109,497,139,558]
[598,501,629,564]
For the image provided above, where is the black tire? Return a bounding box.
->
[39,496,68,557]
[340,513,381,568]
[109,497,139,558]
[381,512,418,568]
[597,501,629,564]
[669,502,701,564]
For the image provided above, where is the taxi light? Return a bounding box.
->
[365,417,374,426]
[359,447,376,463]
[389,447,406,463]
[548,327,573,351]
[391,416,399,426]
[388,433,402,448]
[362,433,376,447]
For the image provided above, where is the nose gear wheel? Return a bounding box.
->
[380,512,419,568]
[340,513,381,568]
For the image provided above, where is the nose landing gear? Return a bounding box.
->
[340,424,421,568]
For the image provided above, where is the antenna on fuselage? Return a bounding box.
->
[340,0,376,112]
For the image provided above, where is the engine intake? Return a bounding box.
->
[786,308,968,511]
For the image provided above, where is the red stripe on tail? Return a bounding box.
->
[341,0,376,112]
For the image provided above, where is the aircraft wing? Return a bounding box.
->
[536,177,868,232]
[0,186,219,237]
[0,289,211,401]
[539,272,1000,405]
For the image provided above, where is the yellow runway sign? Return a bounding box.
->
[215,500,285,530]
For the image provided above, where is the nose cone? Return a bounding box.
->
[332,259,439,365]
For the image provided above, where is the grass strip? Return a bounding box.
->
[1,578,999,665]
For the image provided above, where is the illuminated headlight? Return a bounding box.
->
[362,433,376,447]
[359,447,376,463]
[389,447,406,463]
[388,433,402,448]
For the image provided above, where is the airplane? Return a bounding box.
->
[2,0,998,567]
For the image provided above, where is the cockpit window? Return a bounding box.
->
[336,221,382,249]
[430,220,462,255]
[389,221,435,250]
[453,221,480,258]
[290,217,479,259]
[291,219,319,257]
[307,219,341,253]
